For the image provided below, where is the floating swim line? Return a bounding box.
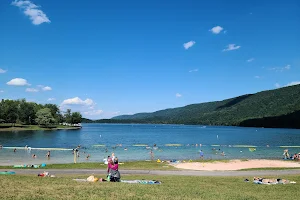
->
[165,144,182,147]
[232,145,257,148]
[2,147,72,151]
[211,145,220,147]
[132,144,148,147]
[92,145,106,147]
[279,146,300,148]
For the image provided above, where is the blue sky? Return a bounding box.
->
[0,0,299,119]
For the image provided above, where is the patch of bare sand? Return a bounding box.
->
[172,159,300,171]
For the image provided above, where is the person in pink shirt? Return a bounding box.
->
[107,157,120,182]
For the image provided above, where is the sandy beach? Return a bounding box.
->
[171,159,300,171]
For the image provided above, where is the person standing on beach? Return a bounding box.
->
[200,150,204,159]
[112,153,115,162]
[13,148,17,153]
[46,151,51,159]
[150,150,154,160]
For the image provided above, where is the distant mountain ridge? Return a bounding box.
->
[88,85,300,129]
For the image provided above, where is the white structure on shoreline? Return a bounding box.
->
[60,123,82,127]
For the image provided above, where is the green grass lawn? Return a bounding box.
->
[0,161,177,170]
[0,174,299,200]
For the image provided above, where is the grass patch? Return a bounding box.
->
[239,167,300,171]
[0,174,299,199]
[0,161,177,170]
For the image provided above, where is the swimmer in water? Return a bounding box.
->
[32,154,37,158]
[14,148,17,153]
[124,148,128,151]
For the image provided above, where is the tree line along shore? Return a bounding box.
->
[0,99,82,131]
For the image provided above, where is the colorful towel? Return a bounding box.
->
[121,180,161,184]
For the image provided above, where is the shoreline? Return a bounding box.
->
[0,126,81,132]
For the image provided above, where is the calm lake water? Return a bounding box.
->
[1,124,300,165]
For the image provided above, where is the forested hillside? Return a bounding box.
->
[108,84,300,128]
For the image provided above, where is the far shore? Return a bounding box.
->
[0,125,81,132]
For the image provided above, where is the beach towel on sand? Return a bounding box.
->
[253,180,296,185]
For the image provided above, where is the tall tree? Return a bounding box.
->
[3,100,19,126]
[44,104,60,121]
[35,108,56,127]
[64,109,72,124]
[71,112,82,124]
[18,100,36,124]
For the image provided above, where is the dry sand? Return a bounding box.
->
[172,159,300,171]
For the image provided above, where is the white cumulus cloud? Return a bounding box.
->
[286,81,300,87]
[12,0,50,25]
[0,68,7,73]
[47,98,56,101]
[83,109,103,116]
[7,78,30,86]
[275,83,280,88]
[0,90,4,93]
[42,86,52,91]
[183,41,195,50]
[61,97,94,106]
[26,88,38,92]
[189,69,198,73]
[176,93,182,98]
[247,58,255,62]
[210,26,224,34]
[254,76,261,79]
[223,44,241,52]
